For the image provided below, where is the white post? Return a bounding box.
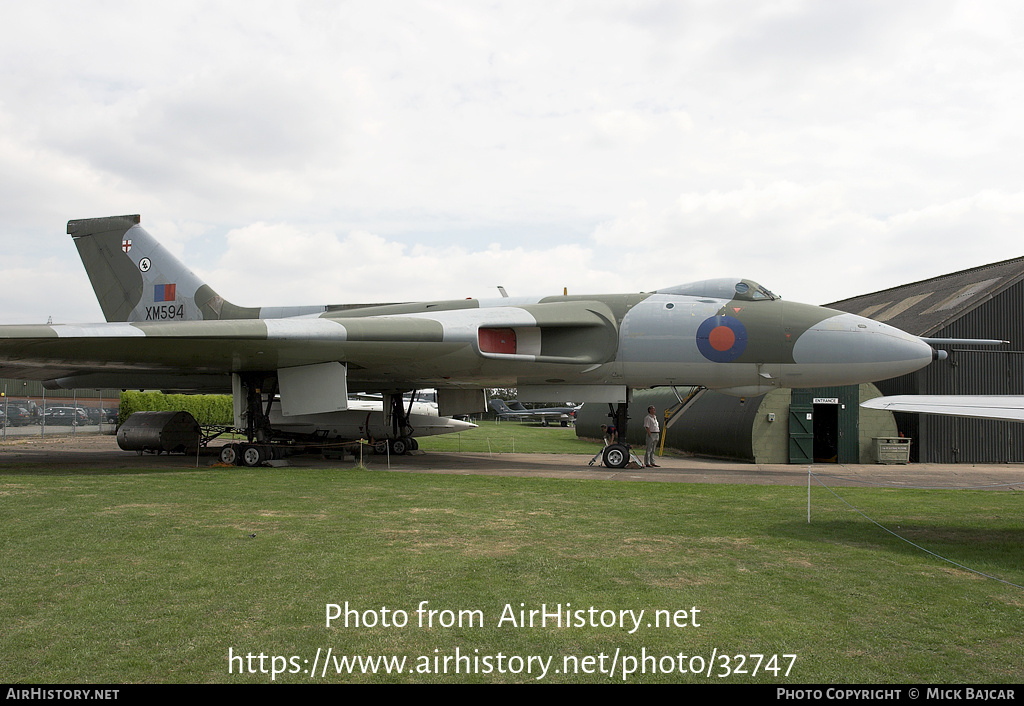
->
[807,466,812,523]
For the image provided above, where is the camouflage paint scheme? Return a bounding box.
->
[0,216,935,408]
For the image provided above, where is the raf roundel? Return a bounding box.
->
[696,315,748,363]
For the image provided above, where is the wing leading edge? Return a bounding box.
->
[861,395,1024,422]
[0,299,621,392]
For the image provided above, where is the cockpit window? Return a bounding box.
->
[656,278,778,301]
[749,282,778,301]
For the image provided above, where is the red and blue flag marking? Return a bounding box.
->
[154,284,176,302]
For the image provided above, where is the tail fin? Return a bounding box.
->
[488,399,514,415]
[68,215,257,322]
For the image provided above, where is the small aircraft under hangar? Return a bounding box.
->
[489,398,580,426]
[0,215,941,467]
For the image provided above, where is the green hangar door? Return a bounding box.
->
[788,388,859,464]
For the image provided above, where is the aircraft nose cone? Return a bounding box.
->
[792,312,933,385]
[450,418,478,432]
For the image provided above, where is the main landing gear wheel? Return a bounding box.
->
[602,443,630,469]
[390,436,413,455]
[373,440,389,455]
[220,444,239,465]
[241,444,266,467]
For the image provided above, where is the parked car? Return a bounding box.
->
[43,406,91,426]
[3,406,31,426]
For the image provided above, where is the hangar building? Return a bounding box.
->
[575,384,898,464]
[829,256,1024,463]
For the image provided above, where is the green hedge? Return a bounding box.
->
[119,392,233,426]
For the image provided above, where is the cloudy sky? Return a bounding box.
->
[1,1,1022,323]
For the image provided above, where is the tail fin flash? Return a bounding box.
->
[68,215,256,322]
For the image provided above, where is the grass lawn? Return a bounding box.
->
[0,461,1021,683]
[416,420,603,454]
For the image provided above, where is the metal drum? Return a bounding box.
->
[116,411,200,454]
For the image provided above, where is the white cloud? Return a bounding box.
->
[0,1,1022,324]
[196,222,616,306]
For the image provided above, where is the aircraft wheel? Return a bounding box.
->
[602,444,629,469]
[241,444,265,467]
[373,440,389,455]
[410,438,419,450]
[390,437,411,455]
[220,444,239,465]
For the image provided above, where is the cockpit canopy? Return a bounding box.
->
[656,278,779,301]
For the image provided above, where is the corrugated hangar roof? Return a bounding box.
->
[827,256,1024,336]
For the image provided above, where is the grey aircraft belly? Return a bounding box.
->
[0,215,939,466]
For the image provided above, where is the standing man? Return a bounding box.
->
[644,405,660,467]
